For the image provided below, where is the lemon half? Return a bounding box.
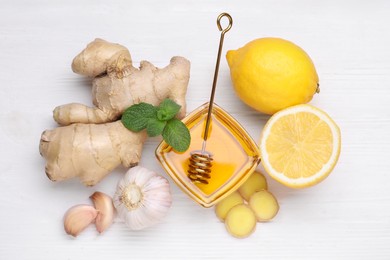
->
[259,104,341,188]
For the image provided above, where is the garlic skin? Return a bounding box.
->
[63,204,97,237]
[113,166,172,230]
[90,191,115,233]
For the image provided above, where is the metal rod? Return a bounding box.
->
[202,13,233,145]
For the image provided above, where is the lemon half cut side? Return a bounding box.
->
[259,104,341,188]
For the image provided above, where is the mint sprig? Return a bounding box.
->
[121,98,190,152]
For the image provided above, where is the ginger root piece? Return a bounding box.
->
[225,204,256,239]
[238,170,268,201]
[215,191,244,221]
[40,121,147,186]
[249,190,279,222]
[40,39,190,186]
[54,39,190,126]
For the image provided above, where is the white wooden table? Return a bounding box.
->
[1,1,389,259]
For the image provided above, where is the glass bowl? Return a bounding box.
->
[155,103,260,207]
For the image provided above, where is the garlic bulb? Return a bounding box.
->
[113,166,172,230]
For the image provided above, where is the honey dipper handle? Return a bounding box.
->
[203,13,233,142]
[217,13,233,34]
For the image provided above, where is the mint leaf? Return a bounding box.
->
[121,99,190,152]
[157,98,181,121]
[121,103,157,132]
[162,118,190,152]
[146,118,166,137]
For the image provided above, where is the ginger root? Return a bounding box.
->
[40,39,190,186]
[54,39,190,125]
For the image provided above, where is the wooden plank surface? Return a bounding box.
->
[0,0,389,259]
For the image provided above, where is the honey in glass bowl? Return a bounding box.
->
[155,103,260,207]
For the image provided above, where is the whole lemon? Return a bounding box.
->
[226,38,319,115]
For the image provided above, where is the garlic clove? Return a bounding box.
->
[90,191,115,233]
[63,204,98,237]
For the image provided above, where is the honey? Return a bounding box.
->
[155,103,260,207]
